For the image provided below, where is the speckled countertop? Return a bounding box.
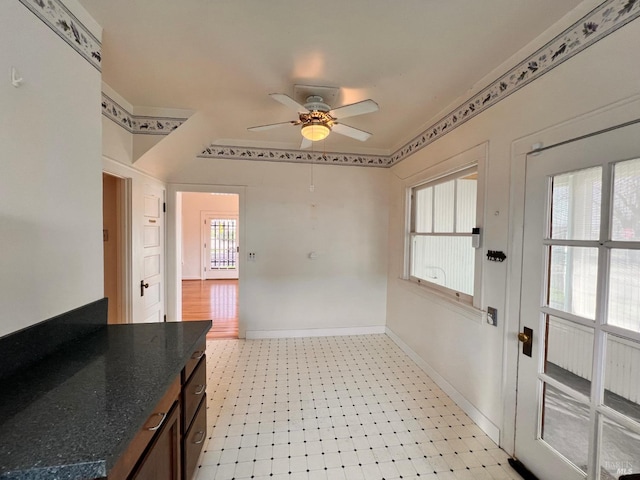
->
[0,321,211,480]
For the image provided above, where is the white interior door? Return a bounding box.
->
[203,215,238,280]
[515,124,640,479]
[141,183,165,323]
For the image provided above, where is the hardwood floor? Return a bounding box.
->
[182,279,238,339]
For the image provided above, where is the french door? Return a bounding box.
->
[515,124,640,479]
[203,216,238,280]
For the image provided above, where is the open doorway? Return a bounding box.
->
[180,192,240,339]
[102,172,128,324]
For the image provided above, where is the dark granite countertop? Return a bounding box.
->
[0,320,211,480]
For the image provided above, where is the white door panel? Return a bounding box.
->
[140,183,164,324]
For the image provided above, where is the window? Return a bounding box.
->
[409,166,479,302]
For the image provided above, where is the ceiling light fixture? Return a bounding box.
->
[301,122,331,142]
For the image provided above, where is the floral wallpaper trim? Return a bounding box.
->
[101,93,189,135]
[19,0,101,72]
[389,0,640,166]
[198,145,390,168]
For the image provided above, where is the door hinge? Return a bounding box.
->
[163,202,166,213]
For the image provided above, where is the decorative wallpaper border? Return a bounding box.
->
[389,0,640,166]
[101,93,189,135]
[199,145,390,168]
[200,0,640,168]
[24,0,640,164]
[19,0,101,71]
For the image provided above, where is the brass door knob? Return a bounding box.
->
[518,332,530,343]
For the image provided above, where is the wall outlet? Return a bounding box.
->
[487,307,498,326]
[248,252,256,262]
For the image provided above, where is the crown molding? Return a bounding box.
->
[389,0,640,165]
[101,93,189,135]
[199,145,391,168]
[19,0,101,71]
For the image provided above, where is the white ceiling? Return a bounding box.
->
[78,0,585,156]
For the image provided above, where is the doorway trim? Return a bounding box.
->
[166,183,246,337]
[101,170,133,324]
[504,93,640,455]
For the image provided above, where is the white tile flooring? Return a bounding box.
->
[195,335,521,480]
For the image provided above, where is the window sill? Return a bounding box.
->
[396,278,483,324]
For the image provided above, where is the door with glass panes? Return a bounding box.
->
[204,215,238,280]
[515,124,640,480]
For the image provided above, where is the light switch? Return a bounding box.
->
[487,307,497,326]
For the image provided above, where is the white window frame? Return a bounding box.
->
[404,143,487,309]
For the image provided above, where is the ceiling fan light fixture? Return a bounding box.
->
[301,122,330,141]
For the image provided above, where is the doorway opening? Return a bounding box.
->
[180,192,240,339]
[102,172,129,324]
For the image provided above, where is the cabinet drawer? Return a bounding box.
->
[182,339,206,384]
[182,356,206,432]
[131,401,181,480]
[183,395,207,480]
[108,376,180,480]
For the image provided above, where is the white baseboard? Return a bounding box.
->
[181,276,202,281]
[385,326,501,445]
[245,325,386,339]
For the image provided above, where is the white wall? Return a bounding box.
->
[0,1,103,337]
[167,159,389,336]
[181,192,239,279]
[386,17,640,451]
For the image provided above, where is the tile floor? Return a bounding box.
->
[196,335,521,480]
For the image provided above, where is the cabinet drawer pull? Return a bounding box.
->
[146,412,167,431]
[192,430,206,445]
[191,350,205,360]
[193,384,205,395]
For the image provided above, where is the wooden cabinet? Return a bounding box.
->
[131,402,181,480]
[108,339,207,480]
[182,394,207,480]
[181,339,207,480]
[109,378,181,480]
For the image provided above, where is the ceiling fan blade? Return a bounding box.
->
[329,99,378,120]
[300,137,312,150]
[270,93,309,113]
[332,122,372,142]
[247,120,297,132]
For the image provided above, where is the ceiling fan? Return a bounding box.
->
[248,93,379,149]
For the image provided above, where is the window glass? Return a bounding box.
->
[411,236,474,295]
[612,158,640,241]
[456,177,477,233]
[410,168,478,298]
[414,187,432,233]
[550,167,601,241]
[433,182,455,232]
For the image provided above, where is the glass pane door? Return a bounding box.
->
[205,217,238,280]
[210,218,237,270]
[516,123,640,480]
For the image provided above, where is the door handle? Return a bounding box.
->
[519,327,533,357]
[140,280,149,297]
